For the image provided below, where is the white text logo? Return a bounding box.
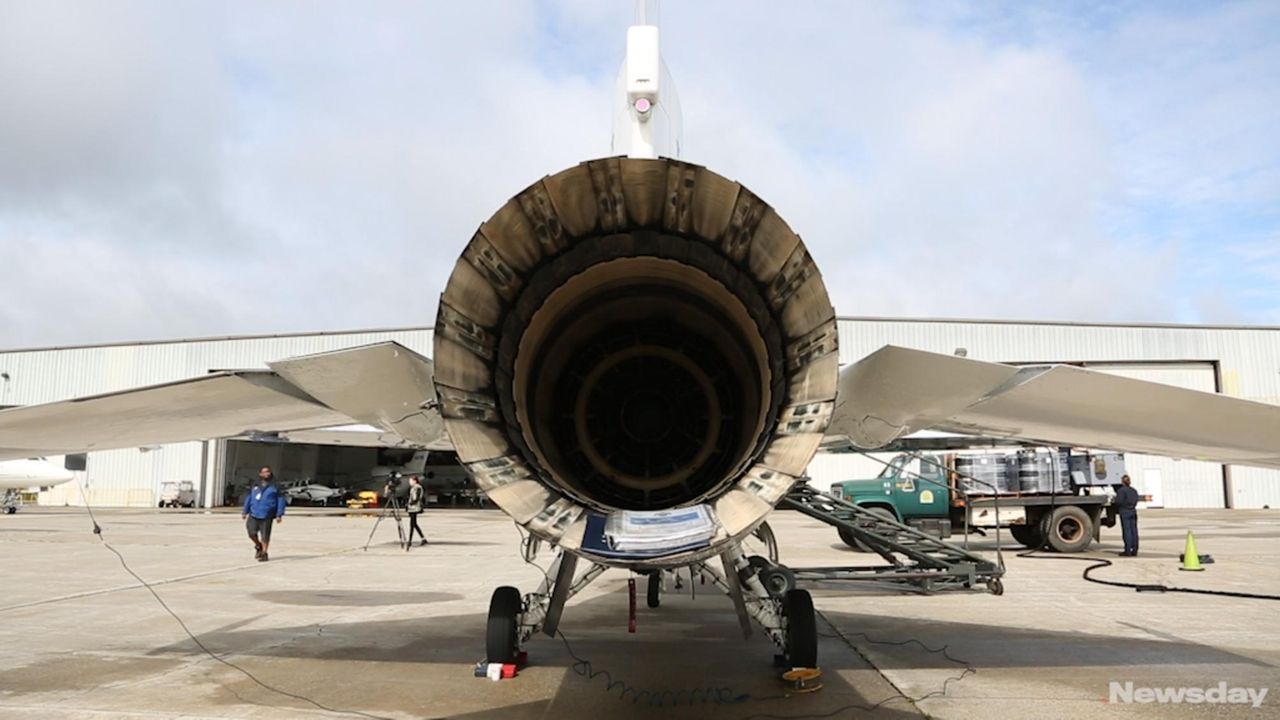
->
[1109,681,1268,708]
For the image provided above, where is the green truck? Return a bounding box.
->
[828,450,1124,553]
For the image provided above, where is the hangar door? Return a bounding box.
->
[1087,362,1224,508]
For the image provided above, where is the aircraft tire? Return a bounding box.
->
[759,566,797,597]
[783,589,817,669]
[646,573,660,608]
[486,586,522,664]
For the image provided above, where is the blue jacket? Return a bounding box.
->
[243,482,286,519]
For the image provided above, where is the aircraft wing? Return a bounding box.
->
[828,345,1280,469]
[253,426,452,450]
[0,342,446,461]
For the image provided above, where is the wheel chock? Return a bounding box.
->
[477,661,520,681]
[781,667,823,693]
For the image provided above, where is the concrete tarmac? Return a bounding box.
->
[0,506,1276,719]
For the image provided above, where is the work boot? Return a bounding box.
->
[420,538,428,546]
[253,541,263,559]
[258,552,269,562]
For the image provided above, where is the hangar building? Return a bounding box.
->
[2,317,1277,509]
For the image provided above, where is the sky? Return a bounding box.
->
[1,0,1278,349]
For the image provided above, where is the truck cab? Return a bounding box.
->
[829,454,954,547]
[830,454,950,520]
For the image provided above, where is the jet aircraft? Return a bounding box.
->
[0,458,75,514]
[0,6,1278,669]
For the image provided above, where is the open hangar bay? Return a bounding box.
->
[1,316,1279,510]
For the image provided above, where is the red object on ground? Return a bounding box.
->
[501,663,517,679]
[628,577,637,633]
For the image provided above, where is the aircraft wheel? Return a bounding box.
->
[646,573,661,608]
[782,589,817,669]
[759,566,797,597]
[486,586,522,664]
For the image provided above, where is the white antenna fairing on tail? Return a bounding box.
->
[611,1,683,159]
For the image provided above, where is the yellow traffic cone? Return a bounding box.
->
[1179,531,1204,572]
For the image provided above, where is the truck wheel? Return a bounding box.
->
[1043,506,1093,553]
[486,586,522,664]
[837,526,863,550]
[848,507,896,552]
[1009,523,1045,549]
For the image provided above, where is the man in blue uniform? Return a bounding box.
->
[1115,474,1140,557]
[242,466,286,562]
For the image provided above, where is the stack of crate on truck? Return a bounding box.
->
[828,448,1126,553]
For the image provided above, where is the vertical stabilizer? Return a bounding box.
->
[611,1,683,159]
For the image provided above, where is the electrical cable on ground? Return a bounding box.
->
[75,477,397,720]
[739,612,976,720]
[1016,549,1280,601]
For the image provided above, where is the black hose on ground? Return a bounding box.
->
[1016,549,1280,601]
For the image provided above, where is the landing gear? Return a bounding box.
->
[782,589,817,668]
[486,586,522,664]
[703,545,820,670]
[484,552,609,664]
[483,540,822,673]
[758,565,797,597]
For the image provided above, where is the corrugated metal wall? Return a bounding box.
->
[3,318,1278,508]
[0,329,432,507]
[833,319,1280,508]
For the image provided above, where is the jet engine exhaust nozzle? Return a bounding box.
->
[433,158,838,563]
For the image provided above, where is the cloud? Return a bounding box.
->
[0,1,1276,350]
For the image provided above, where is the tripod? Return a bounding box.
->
[363,483,408,552]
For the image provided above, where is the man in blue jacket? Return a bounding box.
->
[242,466,286,562]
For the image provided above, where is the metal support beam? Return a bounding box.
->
[542,552,578,637]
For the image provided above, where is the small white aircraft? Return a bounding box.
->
[0,3,1277,670]
[283,482,347,506]
[0,459,74,514]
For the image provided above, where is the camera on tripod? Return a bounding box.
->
[382,471,403,498]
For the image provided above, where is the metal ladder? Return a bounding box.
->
[778,484,1005,595]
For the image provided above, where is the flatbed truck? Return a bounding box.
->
[828,450,1125,553]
